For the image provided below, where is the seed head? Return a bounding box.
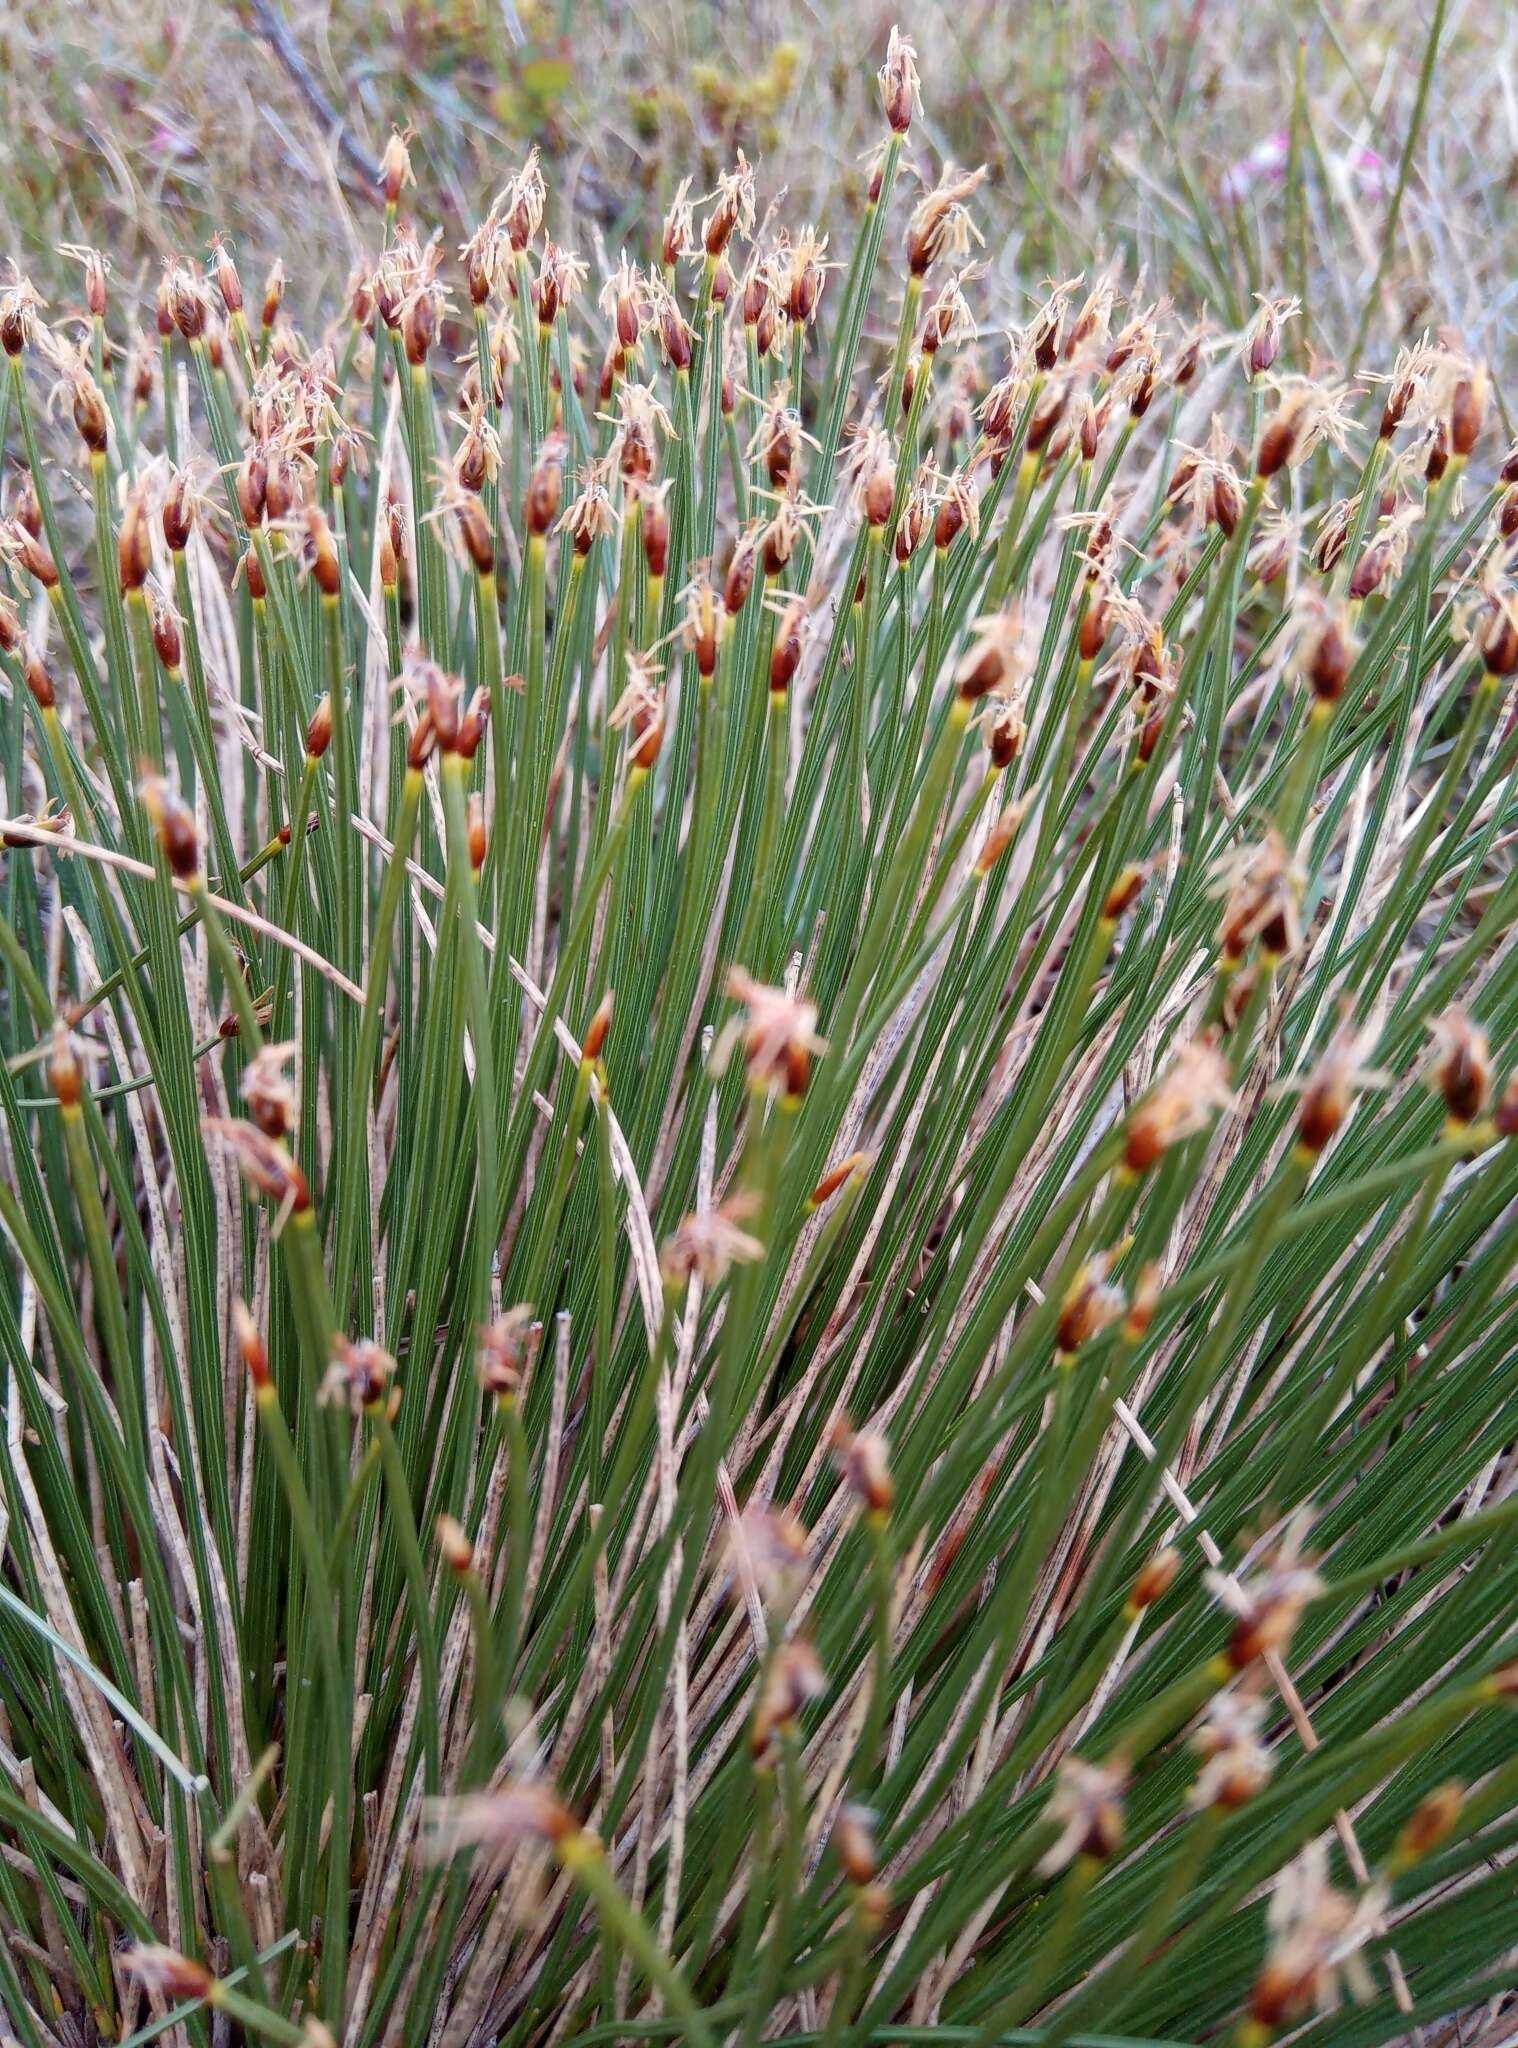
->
[608,651,665,771]
[833,1804,879,1885]
[1100,863,1146,923]
[1206,1511,1324,1668]
[1293,1020,1382,1156]
[975,799,1028,877]
[905,165,987,277]
[232,1298,272,1392]
[1465,564,1518,677]
[263,260,287,332]
[752,1638,826,1758]
[465,791,486,872]
[1056,1252,1126,1355]
[424,1781,577,1864]
[1038,1756,1126,1874]
[1447,362,1487,458]
[752,395,807,491]
[878,25,921,133]
[239,547,267,602]
[125,1947,216,2003]
[760,494,805,576]
[846,427,897,526]
[784,227,831,326]
[955,610,1023,702]
[140,771,200,879]
[1129,1548,1181,1612]
[1027,277,1079,374]
[118,489,153,592]
[436,1515,474,1575]
[769,594,807,692]
[320,1334,398,1414]
[732,1501,809,1610]
[236,1036,297,1137]
[1213,828,1300,962]
[1248,1843,1382,2027]
[713,967,826,1098]
[660,178,696,269]
[701,152,756,259]
[67,364,109,456]
[1395,1782,1462,1864]
[1347,504,1420,599]
[661,1195,765,1291]
[165,261,209,341]
[379,127,417,208]
[502,146,547,252]
[146,593,182,671]
[934,469,979,550]
[1123,1036,1233,1175]
[681,574,720,677]
[1024,378,1068,457]
[206,234,243,318]
[477,1308,540,1401]
[525,442,565,537]
[454,489,495,576]
[203,1118,312,1213]
[3,518,58,589]
[0,279,44,356]
[600,255,645,355]
[983,691,1026,770]
[650,280,693,372]
[1427,1005,1489,1125]
[1168,323,1208,388]
[828,1421,894,1516]
[46,1028,82,1109]
[808,1151,870,1208]
[304,505,341,598]
[1296,597,1356,705]
[1376,340,1438,439]
[1190,1692,1273,1809]
[1243,294,1298,382]
[724,530,759,615]
[22,643,55,707]
[1255,376,1356,478]
[895,469,933,563]
[559,471,617,557]
[59,243,108,321]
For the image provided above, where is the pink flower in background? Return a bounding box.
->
[1221,132,1391,206]
[1347,145,1390,196]
[1221,129,1289,204]
[147,119,196,163]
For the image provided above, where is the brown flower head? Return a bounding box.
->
[1038,1756,1126,1874]
[1206,1511,1324,1668]
[1427,1005,1489,1125]
[477,1308,541,1401]
[713,967,826,1098]
[203,1118,312,1216]
[1191,1692,1274,1809]
[423,1781,576,1866]
[661,1194,766,1291]
[1248,1843,1383,2028]
[752,1638,826,1758]
[878,25,921,134]
[1123,1037,1233,1174]
[243,1041,298,1140]
[319,1334,398,1414]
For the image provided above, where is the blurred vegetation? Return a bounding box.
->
[2,0,1516,373]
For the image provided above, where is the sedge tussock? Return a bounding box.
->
[2,34,1518,2048]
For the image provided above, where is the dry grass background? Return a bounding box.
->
[4,0,1517,376]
